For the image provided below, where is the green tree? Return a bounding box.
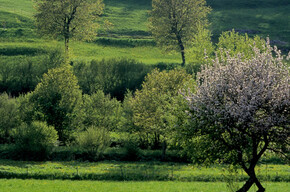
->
[13,121,58,160]
[183,41,289,192]
[132,68,193,159]
[149,0,211,66]
[186,24,215,74]
[74,90,123,132]
[76,126,110,160]
[0,93,20,143]
[217,30,266,59]
[34,0,104,54]
[30,65,82,143]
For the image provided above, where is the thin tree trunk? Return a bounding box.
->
[161,140,167,161]
[65,36,69,58]
[176,36,185,66]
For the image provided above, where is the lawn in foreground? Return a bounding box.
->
[0,180,289,192]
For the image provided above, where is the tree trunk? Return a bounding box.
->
[237,169,265,192]
[236,177,255,192]
[65,36,69,58]
[176,35,185,67]
[161,140,167,161]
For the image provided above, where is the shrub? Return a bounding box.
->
[30,65,82,143]
[73,58,151,100]
[13,121,58,160]
[75,91,123,131]
[0,47,64,96]
[76,126,110,161]
[0,93,20,143]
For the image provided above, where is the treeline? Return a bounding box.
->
[0,31,288,165]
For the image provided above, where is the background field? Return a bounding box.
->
[0,0,289,65]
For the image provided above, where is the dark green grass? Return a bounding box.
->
[208,0,290,45]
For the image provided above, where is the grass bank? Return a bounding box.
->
[0,160,288,182]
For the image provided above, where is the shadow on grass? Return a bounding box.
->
[0,47,46,56]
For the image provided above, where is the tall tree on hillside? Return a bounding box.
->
[34,0,104,55]
[149,0,211,66]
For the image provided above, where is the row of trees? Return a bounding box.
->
[34,0,211,65]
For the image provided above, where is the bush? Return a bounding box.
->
[76,126,110,161]
[13,121,58,160]
[123,137,141,161]
[0,93,20,143]
[73,58,151,100]
[0,47,64,96]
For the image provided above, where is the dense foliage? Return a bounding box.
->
[13,121,58,160]
[0,93,20,143]
[131,69,193,158]
[30,65,82,143]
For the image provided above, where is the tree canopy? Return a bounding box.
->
[132,68,193,158]
[149,0,211,66]
[183,41,289,192]
[30,65,82,143]
[34,0,104,54]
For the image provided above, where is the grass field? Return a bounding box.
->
[0,160,288,182]
[0,179,289,192]
[0,0,289,65]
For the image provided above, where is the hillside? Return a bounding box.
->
[0,0,289,63]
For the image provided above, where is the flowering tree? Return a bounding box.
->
[183,41,289,192]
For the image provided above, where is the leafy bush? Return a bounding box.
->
[13,121,58,160]
[73,58,151,100]
[0,47,64,96]
[74,91,123,132]
[76,126,110,161]
[0,93,20,143]
[30,65,82,143]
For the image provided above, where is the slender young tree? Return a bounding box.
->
[183,41,289,192]
[34,0,104,55]
[149,0,211,66]
[132,69,193,159]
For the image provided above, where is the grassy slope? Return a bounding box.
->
[207,0,290,44]
[1,0,289,64]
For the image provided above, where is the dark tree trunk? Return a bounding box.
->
[176,35,185,67]
[153,132,160,149]
[236,177,255,192]
[237,170,265,192]
[161,140,167,161]
[65,36,69,57]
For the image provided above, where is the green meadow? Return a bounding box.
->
[0,180,289,192]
